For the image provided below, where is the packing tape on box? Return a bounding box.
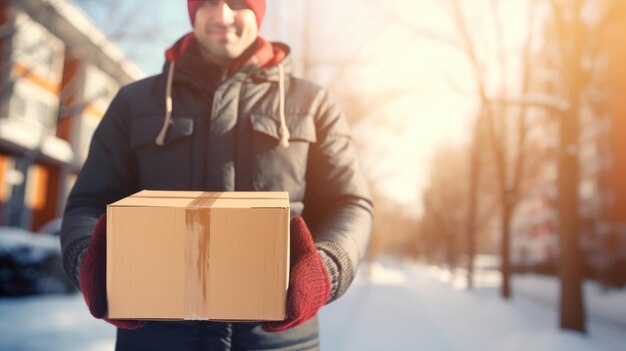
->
[184,192,220,320]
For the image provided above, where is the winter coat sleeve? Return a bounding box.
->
[60,89,139,288]
[303,90,373,303]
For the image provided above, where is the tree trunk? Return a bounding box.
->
[554,0,586,332]
[466,122,480,289]
[446,230,457,276]
[501,202,512,299]
[558,107,586,332]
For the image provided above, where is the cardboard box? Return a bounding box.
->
[106,190,289,321]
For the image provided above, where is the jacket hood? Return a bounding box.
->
[164,32,288,76]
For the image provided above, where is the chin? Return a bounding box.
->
[222,47,245,59]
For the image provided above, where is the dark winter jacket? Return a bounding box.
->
[60,39,372,350]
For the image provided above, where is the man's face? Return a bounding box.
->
[193,0,258,66]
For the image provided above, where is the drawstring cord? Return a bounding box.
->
[155,61,290,148]
[156,61,176,146]
[278,63,290,148]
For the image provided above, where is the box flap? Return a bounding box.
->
[110,191,289,209]
[134,190,287,199]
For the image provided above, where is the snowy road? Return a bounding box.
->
[1,261,625,350]
[321,262,626,350]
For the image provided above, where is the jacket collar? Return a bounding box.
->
[164,33,290,79]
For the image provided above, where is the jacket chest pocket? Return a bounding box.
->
[130,116,194,189]
[251,113,316,193]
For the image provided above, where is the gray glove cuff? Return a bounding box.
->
[316,240,354,304]
[63,237,91,290]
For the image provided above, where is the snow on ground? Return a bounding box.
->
[426,262,626,330]
[512,274,626,329]
[320,260,626,350]
[1,259,625,350]
[0,294,115,351]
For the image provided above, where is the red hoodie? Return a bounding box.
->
[164,33,286,76]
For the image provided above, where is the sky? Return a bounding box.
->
[74,0,532,215]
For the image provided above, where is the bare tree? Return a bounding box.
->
[421,144,470,271]
[444,0,542,298]
[519,0,626,333]
[73,0,165,49]
[465,112,484,288]
[364,0,546,294]
[541,0,624,334]
[545,0,586,332]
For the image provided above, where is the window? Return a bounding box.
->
[36,100,57,130]
[12,12,64,83]
[9,92,57,131]
[10,94,26,118]
[37,46,55,77]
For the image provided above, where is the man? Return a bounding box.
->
[60,1,373,350]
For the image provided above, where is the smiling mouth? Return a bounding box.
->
[207,27,237,38]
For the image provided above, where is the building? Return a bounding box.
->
[0,0,143,231]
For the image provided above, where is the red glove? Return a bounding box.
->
[79,213,146,330]
[263,216,331,332]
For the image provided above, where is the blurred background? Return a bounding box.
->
[1,0,626,350]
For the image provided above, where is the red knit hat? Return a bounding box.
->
[187,0,266,29]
